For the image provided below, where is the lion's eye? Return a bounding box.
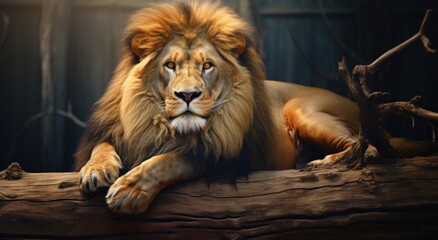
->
[202,62,214,70]
[164,61,176,70]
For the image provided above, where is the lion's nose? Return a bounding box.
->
[174,91,202,104]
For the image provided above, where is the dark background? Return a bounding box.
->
[1,0,437,172]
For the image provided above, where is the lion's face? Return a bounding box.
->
[113,1,264,162]
[120,30,255,160]
[155,37,228,134]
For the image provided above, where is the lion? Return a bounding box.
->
[75,1,437,214]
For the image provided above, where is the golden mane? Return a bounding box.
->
[126,1,252,58]
[75,1,273,179]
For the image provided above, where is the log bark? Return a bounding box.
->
[1,157,438,239]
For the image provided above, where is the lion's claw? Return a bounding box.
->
[106,175,156,214]
[79,162,121,193]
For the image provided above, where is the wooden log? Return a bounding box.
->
[1,157,438,239]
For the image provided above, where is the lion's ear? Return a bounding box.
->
[131,33,163,59]
[131,34,149,58]
[230,35,246,57]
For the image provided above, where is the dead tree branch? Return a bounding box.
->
[358,9,435,75]
[338,9,437,165]
[379,98,438,120]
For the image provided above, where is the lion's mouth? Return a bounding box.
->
[170,112,207,134]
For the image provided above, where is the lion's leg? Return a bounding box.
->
[283,103,360,168]
[307,143,381,168]
[106,152,197,214]
[79,142,123,193]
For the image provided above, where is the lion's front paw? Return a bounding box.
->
[79,159,121,193]
[306,148,352,169]
[106,174,157,214]
[306,154,341,169]
[306,159,331,169]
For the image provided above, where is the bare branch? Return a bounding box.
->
[337,10,438,166]
[360,9,435,74]
[425,121,437,142]
[421,35,436,54]
[379,101,438,120]
[55,109,86,128]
